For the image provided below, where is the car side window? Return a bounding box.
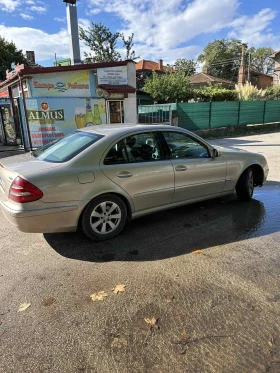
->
[162,131,210,159]
[104,132,163,165]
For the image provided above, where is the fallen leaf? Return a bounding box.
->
[111,337,128,348]
[144,317,160,329]
[18,303,31,312]
[42,297,56,307]
[90,291,108,301]
[112,284,126,294]
[166,295,175,303]
[192,250,203,254]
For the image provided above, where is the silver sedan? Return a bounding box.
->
[0,124,269,240]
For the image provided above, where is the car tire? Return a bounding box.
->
[81,194,127,241]
[236,167,254,201]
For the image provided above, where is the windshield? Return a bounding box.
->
[32,131,103,163]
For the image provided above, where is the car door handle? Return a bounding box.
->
[175,165,188,171]
[117,171,133,178]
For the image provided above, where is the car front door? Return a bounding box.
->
[161,130,227,203]
[100,131,175,212]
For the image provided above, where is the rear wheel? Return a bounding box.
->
[236,167,254,201]
[81,194,127,240]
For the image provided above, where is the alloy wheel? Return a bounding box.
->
[90,201,122,235]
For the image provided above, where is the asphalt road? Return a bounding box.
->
[1,133,280,373]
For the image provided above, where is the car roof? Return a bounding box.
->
[78,123,176,136]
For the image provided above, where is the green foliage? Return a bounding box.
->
[235,82,266,101]
[198,38,245,82]
[198,39,275,82]
[143,70,193,103]
[79,23,121,63]
[247,47,275,74]
[79,22,139,63]
[194,84,238,102]
[265,86,280,100]
[121,33,139,60]
[0,36,28,81]
[173,59,197,75]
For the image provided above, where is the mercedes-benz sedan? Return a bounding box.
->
[0,124,269,240]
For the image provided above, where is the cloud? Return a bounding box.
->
[25,0,34,3]
[29,5,47,13]
[54,17,66,23]
[0,20,92,62]
[87,0,239,50]
[88,8,101,15]
[229,8,279,48]
[20,13,34,20]
[0,25,69,61]
[0,0,21,12]
[85,0,240,63]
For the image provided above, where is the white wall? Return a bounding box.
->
[124,62,137,123]
[124,94,137,123]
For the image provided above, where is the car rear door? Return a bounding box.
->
[160,130,227,203]
[100,131,175,212]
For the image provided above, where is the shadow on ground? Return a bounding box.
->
[44,184,280,263]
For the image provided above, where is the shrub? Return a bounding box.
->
[194,84,238,102]
[235,81,266,101]
[265,86,280,100]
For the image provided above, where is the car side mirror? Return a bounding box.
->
[212,148,221,158]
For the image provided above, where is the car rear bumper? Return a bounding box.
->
[0,199,81,233]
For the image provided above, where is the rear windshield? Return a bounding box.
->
[32,131,103,163]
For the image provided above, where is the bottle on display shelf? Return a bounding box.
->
[93,104,102,125]
[85,98,94,127]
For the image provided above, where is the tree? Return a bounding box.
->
[0,36,28,81]
[121,33,139,61]
[79,22,139,63]
[143,70,193,103]
[173,58,197,75]
[247,47,275,75]
[198,38,246,82]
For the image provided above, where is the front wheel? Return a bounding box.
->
[236,167,254,201]
[81,194,127,241]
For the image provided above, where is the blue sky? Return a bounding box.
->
[0,0,279,67]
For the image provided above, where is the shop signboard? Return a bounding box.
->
[0,89,9,98]
[30,71,91,97]
[26,97,106,147]
[97,66,128,85]
[0,105,16,145]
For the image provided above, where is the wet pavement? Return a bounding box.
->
[0,133,280,373]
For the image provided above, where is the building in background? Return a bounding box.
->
[53,58,72,67]
[270,50,280,86]
[189,68,235,89]
[0,60,137,149]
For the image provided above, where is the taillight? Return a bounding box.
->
[9,176,43,203]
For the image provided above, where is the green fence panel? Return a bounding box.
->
[210,102,240,128]
[177,102,210,130]
[239,101,266,125]
[264,101,280,123]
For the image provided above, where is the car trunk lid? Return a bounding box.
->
[0,153,61,202]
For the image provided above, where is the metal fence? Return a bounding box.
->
[138,104,176,124]
[177,101,280,131]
